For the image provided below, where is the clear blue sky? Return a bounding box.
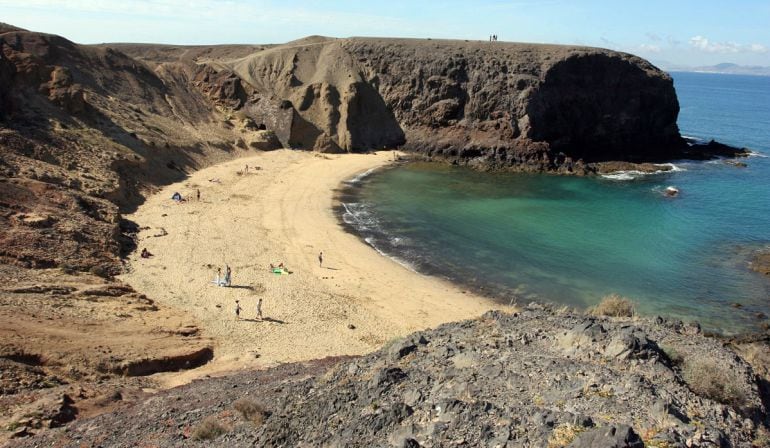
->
[2,0,769,66]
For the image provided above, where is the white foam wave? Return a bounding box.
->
[601,163,685,180]
[658,163,685,172]
[344,167,378,184]
[341,202,378,229]
[364,237,418,272]
[747,150,768,158]
[601,172,637,180]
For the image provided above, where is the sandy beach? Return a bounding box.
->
[120,150,508,385]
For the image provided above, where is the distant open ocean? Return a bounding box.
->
[340,72,770,334]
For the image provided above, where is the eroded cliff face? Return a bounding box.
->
[228,37,405,153]
[338,38,683,172]
[0,27,280,273]
[180,37,685,171]
[527,52,681,161]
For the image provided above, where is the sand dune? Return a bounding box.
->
[120,150,508,385]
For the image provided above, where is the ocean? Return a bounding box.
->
[340,72,770,334]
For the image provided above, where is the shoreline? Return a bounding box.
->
[334,158,770,337]
[120,150,511,387]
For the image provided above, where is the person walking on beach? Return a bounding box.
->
[196,189,200,201]
[235,300,242,320]
[225,264,232,287]
[256,297,263,320]
[318,251,323,268]
[215,267,222,286]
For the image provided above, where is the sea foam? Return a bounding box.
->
[600,163,685,180]
[344,167,379,185]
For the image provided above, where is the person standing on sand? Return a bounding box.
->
[256,297,263,320]
[216,267,222,286]
[235,300,242,320]
[196,189,200,201]
[225,265,232,287]
[318,251,323,267]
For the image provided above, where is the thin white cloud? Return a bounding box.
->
[638,43,661,53]
[666,35,681,47]
[645,32,661,42]
[689,35,768,54]
[599,36,618,48]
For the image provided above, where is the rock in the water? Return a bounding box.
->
[750,248,770,277]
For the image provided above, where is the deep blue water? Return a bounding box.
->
[342,72,770,334]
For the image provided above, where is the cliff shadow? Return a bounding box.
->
[526,53,684,163]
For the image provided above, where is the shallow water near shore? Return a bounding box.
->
[340,72,770,334]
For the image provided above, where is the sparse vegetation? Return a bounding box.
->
[547,423,586,447]
[232,398,267,426]
[191,416,226,441]
[682,358,746,409]
[736,343,770,377]
[591,293,635,317]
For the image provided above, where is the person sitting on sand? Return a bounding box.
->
[140,248,152,258]
[171,192,183,202]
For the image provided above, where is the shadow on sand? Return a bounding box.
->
[240,317,287,324]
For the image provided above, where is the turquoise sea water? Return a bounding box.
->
[341,72,770,334]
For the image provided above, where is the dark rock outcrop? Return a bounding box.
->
[339,38,685,172]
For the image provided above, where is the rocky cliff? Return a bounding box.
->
[341,38,684,172]
[193,36,688,171]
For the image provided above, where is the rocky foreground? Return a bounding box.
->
[12,306,770,447]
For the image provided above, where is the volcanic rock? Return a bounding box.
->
[13,308,769,447]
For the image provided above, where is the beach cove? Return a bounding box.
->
[120,150,510,386]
